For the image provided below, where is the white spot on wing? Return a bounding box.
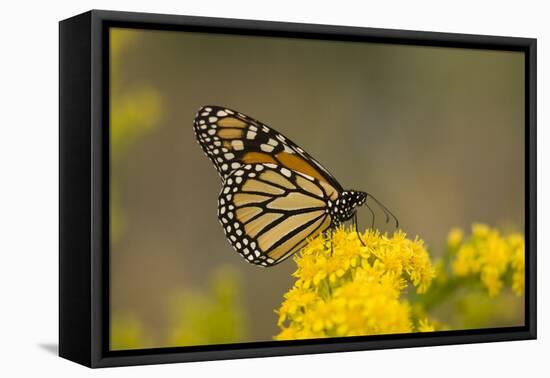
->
[280,168,292,177]
[261,144,274,152]
[232,140,244,150]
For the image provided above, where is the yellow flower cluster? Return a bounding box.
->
[275,227,436,340]
[451,223,524,297]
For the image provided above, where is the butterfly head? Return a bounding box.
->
[330,190,367,224]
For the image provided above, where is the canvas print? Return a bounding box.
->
[109,27,525,351]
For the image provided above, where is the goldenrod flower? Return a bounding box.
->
[275,227,435,340]
[277,287,319,325]
[451,224,525,297]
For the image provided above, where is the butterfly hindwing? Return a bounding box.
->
[217,163,336,266]
[193,105,343,191]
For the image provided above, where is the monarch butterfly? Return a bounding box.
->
[193,105,398,267]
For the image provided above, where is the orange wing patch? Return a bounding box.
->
[217,128,242,139]
[218,117,247,128]
[275,152,326,183]
[242,152,278,165]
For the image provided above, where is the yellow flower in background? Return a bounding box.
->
[417,318,436,332]
[111,267,247,350]
[110,86,163,159]
[451,224,525,297]
[509,235,525,295]
[275,227,436,340]
[110,313,149,350]
[109,29,164,243]
[110,29,164,160]
[168,268,247,347]
[447,227,464,249]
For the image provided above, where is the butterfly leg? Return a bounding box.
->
[331,229,334,255]
[354,213,366,246]
[321,228,333,255]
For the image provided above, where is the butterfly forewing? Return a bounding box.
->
[217,163,335,266]
[193,105,343,191]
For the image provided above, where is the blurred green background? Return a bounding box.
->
[109,27,524,349]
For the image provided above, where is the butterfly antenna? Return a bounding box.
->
[365,202,375,229]
[354,213,366,246]
[366,193,399,229]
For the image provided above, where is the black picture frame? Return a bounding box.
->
[59,9,537,368]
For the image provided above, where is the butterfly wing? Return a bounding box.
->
[193,105,343,192]
[218,163,337,266]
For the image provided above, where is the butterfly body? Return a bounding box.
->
[193,105,395,267]
[328,190,367,227]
